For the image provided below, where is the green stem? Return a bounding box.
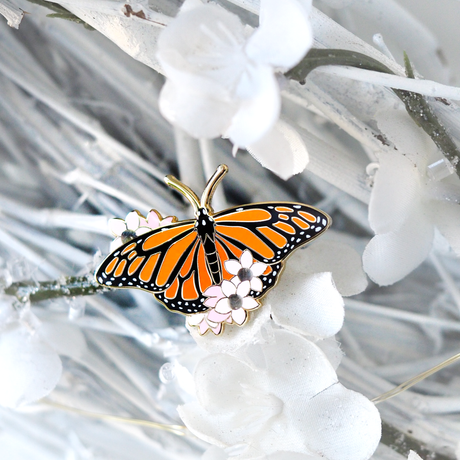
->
[25,0,94,29]
[4,275,107,303]
[286,48,460,177]
[381,421,454,460]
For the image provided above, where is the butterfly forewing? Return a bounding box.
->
[96,221,198,293]
[213,203,331,264]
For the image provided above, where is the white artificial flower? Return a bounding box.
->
[363,109,460,286]
[266,240,367,338]
[108,211,152,252]
[214,280,260,326]
[0,302,86,408]
[225,249,267,292]
[156,0,313,176]
[407,452,423,460]
[179,329,381,460]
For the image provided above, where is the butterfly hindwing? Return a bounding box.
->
[96,220,198,294]
[214,202,331,264]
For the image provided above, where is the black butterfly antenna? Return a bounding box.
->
[164,164,228,215]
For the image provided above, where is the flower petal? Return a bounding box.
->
[210,323,223,335]
[193,353,265,414]
[225,260,241,275]
[242,296,259,311]
[264,330,338,401]
[199,320,210,335]
[251,262,267,277]
[160,216,175,226]
[159,80,237,139]
[109,237,123,253]
[369,151,423,234]
[247,119,309,180]
[245,0,313,69]
[433,200,460,257]
[108,218,126,237]
[240,249,253,268]
[125,211,140,230]
[157,4,247,92]
[0,327,62,408]
[207,309,231,323]
[363,205,434,285]
[250,277,263,292]
[221,280,236,297]
[189,307,271,353]
[376,108,431,168]
[232,308,247,325]
[203,285,223,298]
[136,226,151,236]
[187,313,205,327]
[269,271,344,338]
[215,298,231,314]
[294,241,368,297]
[236,280,251,297]
[225,64,280,147]
[146,210,161,228]
[297,383,381,460]
[203,297,219,308]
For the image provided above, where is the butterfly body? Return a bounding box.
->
[95,165,331,333]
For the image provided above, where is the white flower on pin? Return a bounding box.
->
[214,280,260,326]
[225,249,267,292]
[109,210,175,252]
[156,0,313,174]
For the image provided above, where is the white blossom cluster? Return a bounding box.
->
[0,0,459,459]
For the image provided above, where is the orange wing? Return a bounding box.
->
[96,221,198,298]
[214,202,331,264]
[214,202,330,299]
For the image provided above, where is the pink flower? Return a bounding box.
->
[139,209,176,229]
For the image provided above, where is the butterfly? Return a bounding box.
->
[95,165,331,333]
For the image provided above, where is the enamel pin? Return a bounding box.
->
[96,165,331,335]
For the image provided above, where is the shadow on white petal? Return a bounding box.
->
[246,119,309,180]
[363,206,434,286]
[245,0,313,69]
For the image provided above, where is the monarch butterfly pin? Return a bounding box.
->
[95,165,331,335]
